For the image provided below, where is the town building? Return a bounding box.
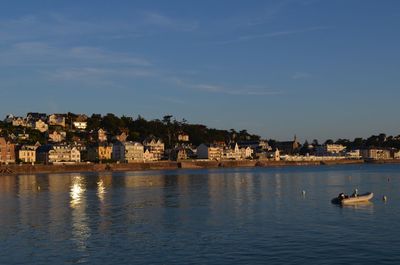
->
[97,129,108,142]
[346,149,361,159]
[0,137,15,164]
[73,115,88,130]
[316,144,346,156]
[27,112,47,122]
[275,135,301,155]
[12,117,28,127]
[112,141,144,162]
[224,143,242,160]
[48,145,81,164]
[178,133,190,142]
[18,144,40,163]
[48,131,66,143]
[115,131,128,142]
[48,114,66,127]
[17,133,30,141]
[237,140,271,151]
[197,143,223,160]
[87,143,113,162]
[393,150,400,159]
[143,138,165,160]
[240,146,253,159]
[35,119,49,133]
[361,149,391,160]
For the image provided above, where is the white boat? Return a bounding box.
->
[331,192,374,205]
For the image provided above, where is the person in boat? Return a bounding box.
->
[338,193,346,201]
[351,188,358,197]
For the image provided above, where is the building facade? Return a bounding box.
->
[18,144,39,163]
[112,141,144,162]
[0,137,15,164]
[143,138,165,161]
[87,144,113,161]
[197,144,222,160]
[48,114,66,127]
[47,145,81,164]
[361,149,391,160]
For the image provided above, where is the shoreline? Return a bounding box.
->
[0,159,373,175]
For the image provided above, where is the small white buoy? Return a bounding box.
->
[302,190,306,196]
[383,195,387,202]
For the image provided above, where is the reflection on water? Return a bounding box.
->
[339,201,375,213]
[69,175,90,256]
[70,175,86,208]
[97,178,106,202]
[1,165,400,264]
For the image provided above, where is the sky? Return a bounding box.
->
[0,0,399,141]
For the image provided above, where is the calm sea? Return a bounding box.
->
[0,164,399,264]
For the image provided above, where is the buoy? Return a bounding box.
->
[302,190,306,196]
[383,196,387,202]
[37,186,41,191]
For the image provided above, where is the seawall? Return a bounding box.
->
[0,159,366,175]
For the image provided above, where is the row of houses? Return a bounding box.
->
[0,137,166,164]
[0,136,263,164]
[5,113,88,132]
[2,136,400,165]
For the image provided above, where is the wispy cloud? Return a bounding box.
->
[141,11,198,32]
[194,84,283,96]
[171,78,284,96]
[246,1,291,26]
[0,42,152,67]
[214,26,329,45]
[292,72,313,80]
[0,11,198,43]
[46,67,154,81]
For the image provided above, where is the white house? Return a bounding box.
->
[48,131,66,143]
[48,145,81,164]
[224,143,242,160]
[361,149,391,160]
[18,144,40,163]
[143,138,165,160]
[35,120,49,132]
[73,115,88,130]
[112,141,144,162]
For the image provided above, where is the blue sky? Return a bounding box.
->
[1,0,399,141]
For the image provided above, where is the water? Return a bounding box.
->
[1,164,400,264]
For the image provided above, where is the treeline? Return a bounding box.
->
[328,133,400,149]
[87,114,261,148]
[295,133,400,155]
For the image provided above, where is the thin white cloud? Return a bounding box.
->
[292,72,313,79]
[214,26,329,45]
[172,78,284,96]
[46,67,155,81]
[0,42,152,67]
[141,11,198,32]
[0,12,197,43]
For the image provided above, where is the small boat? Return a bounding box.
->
[331,192,374,205]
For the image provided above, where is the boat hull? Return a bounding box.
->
[331,192,374,205]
